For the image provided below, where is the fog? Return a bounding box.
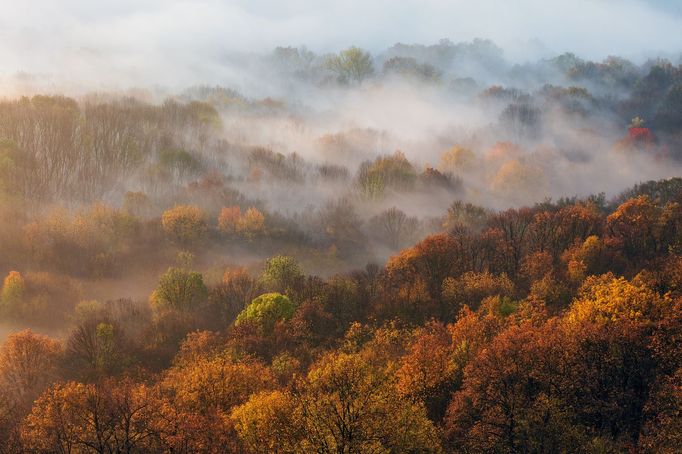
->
[0,0,681,302]
[1,0,681,91]
[1,5,682,452]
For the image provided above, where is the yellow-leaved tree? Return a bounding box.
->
[232,351,442,453]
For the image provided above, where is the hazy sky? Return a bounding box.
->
[1,0,680,88]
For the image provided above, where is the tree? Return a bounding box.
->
[382,56,440,81]
[235,293,296,334]
[217,206,241,234]
[368,207,418,249]
[558,320,658,446]
[492,158,547,203]
[315,275,366,334]
[285,300,336,354]
[317,198,368,257]
[164,353,276,414]
[161,205,207,247]
[300,352,441,452]
[0,271,81,326]
[0,330,62,416]
[396,322,457,420]
[238,207,265,238]
[21,204,140,278]
[438,146,476,175]
[442,271,516,313]
[218,206,266,239]
[65,316,127,380]
[260,256,304,294]
[384,233,464,321]
[487,208,535,277]
[562,235,615,284]
[208,267,261,325]
[654,83,682,132]
[445,322,574,453]
[158,148,201,180]
[232,351,441,452]
[0,271,25,317]
[63,299,150,381]
[639,368,682,452]
[567,273,669,325]
[151,267,208,313]
[357,151,417,199]
[606,196,659,260]
[605,196,682,266]
[230,390,301,453]
[443,201,489,232]
[325,47,374,84]
[20,379,160,453]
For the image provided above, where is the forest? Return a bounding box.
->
[0,36,681,453]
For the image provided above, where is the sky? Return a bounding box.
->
[0,0,680,89]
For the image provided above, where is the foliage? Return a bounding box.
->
[260,256,304,294]
[325,47,374,84]
[161,205,207,247]
[22,205,141,277]
[235,293,296,333]
[218,206,266,239]
[232,351,442,452]
[151,267,208,313]
[568,273,669,324]
[357,151,417,199]
[0,270,80,326]
[0,58,682,450]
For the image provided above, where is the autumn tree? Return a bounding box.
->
[325,47,374,84]
[218,206,266,239]
[396,322,457,420]
[384,233,464,321]
[567,273,669,325]
[368,207,419,250]
[445,321,576,453]
[164,352,276,415]
[230,390,301,453]
[161,205,207,247]
[314,275,367,334]
[442,271,516,314]
[487,207,535,277]
[0,329,62,444]
[151,267,208,313]
[260,255,304,294]
[317,198,368,256]
[208,267,261,325]
[639,368,682,451]
[20,379,161,453]
[0,270,80,326]
[0,271,25,317]
[606,196,682,266]
[22,204,141,278]
[217,206,241,234]
[284,299,336,357]
[357,151,416,199]
[239,207,266,238]
[157,349,276,451]
[438,145,476,175]
[232,351,441,452]
[443,200,490,232]
[65,316,130,380]
[562,235,617,284]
